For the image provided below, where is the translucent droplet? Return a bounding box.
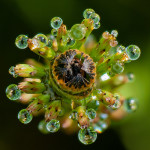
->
[89,13,100,24]
[15,34,28,49]
[69,110,79,120]
[109,40,118,47]
[126,72,134,81]
[94,121,108,134]
[99,113,108,120]
[67,38,75,47]
[111,30,118,37]
[51,29,58,36]
[9,66,18,78]
[18,109,33,124]
[34,34,48,48]
[117,45,125,53]
[6,84,21,100]
[124,98,138,113]
[109,99,121,110]
[94,22,101,29]
[38,120,49,134]
[111,62,124,74]
[46,119,60,133]
[70,24,87,40]
[47,39,53,48]
[86,108,96,120]
[125,45,141,60]
[51,17,63,29]
[78,127,97,145]
[83,9,95,19]
[87,100,100,111]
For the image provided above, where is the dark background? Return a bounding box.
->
[0,0,150,150]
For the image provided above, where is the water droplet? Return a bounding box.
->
[51,17,63,29]
[51,29,58,36]
[94,22,101,29]
[47,39,53,48]
[99,113,109,120]
[117,45,125,53]
[9,66,18,78]
[67,38,75,47]
[126,72,134,81]
[125,45,141,60]
[86,108,96,120]
[6,84,21,100]
[94,121,108,134]
[78,127,97,145]
[87,100,100,111]
[38,120,49,134]
[124,98,138,113]
[18,109,33,124]
[109,99,121,110]
[70,24,87,40]
[34,34,48,48]
[89,13,100,24]
[15,34,28,49]
[111,62,124,74]
[69,110,79,120]
[111,30,118,37]
[83,9,95,19]
[46,119,60,133]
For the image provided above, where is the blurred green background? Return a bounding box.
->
[0,0,150,150]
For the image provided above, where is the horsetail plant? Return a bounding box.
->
[6,8,140,145]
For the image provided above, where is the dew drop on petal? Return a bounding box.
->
[70,24,87,40]
[69,110,79,120]
[125,45,141,60]
[86,108,96,120]
[124,98,138,113]
[83,9,95,19]
[34,34,48,48]
[78,127,97,145]
[15,34,28,49]
[51,17,63,29]
[89,13,100,24]
[46,119,60,133]
[18,109,33,124]
[6,84,21,100]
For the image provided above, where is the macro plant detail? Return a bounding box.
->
[6,8,140,145]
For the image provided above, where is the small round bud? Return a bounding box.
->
[78,127,97,145]
[6,84,21,100]
[124,98,138,113]
[18,109,33,124]
[51,17,63,29]
[102,31,109,39]
[125,45,141,60]
[83,9,95,19]
[89,13,100,24]
[38,120,49,134]
[86,108,96,120]
[109,40,118,47]
[15,34,28,49]
[70,24,87,40]
[46,119,60,133]
[111,62,124,74]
